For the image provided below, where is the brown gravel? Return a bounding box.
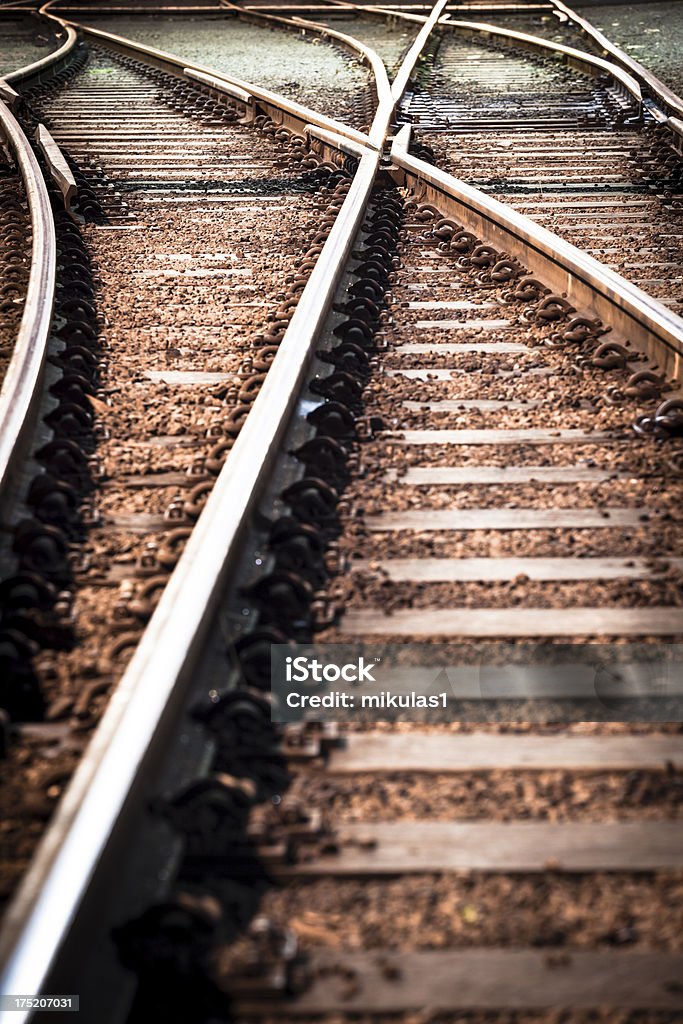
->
[258,872,683,952]
[338,580,683,614]
[219,183,683,1015]
[276,768,683,823]
[25,50,328,718]
[317,209,683,636]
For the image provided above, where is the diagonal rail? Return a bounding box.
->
[549,0,683,122]
[389,123,683,375]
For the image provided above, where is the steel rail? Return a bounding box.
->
[0,96,56,521]
[226,0,448,141]
[389,123,683,378]
[550,0,683,124]
[390,0,447,101]
[4,14,77,88]
[40,1,375,150]
[290,13,390,146]
[325,1,433,25]
[301,0,644,114]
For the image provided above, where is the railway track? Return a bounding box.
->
[1,30,371,900]
[0,1,682,1021]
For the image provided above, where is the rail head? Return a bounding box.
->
[667,116,683,146]
[443,18,642,111]
[550,0,683,123]
[390,124,683,379]
[0,98,56,520]
[304,122,369,160]
[289,13,391,146]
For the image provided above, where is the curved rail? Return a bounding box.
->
[390,0,446,102]
[220,0,392,147]
[550,0,683,124]
[221,0,447,144]
[0,97,56,519]
[293,15,389,146]
[0,137,382,1024]
[4,12,78,88]
[443,18,642,113]
[0,10,385,1009]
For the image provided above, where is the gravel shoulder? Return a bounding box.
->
[0,15,60,76]
[577,2,683,98]
[78,13,375,129]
